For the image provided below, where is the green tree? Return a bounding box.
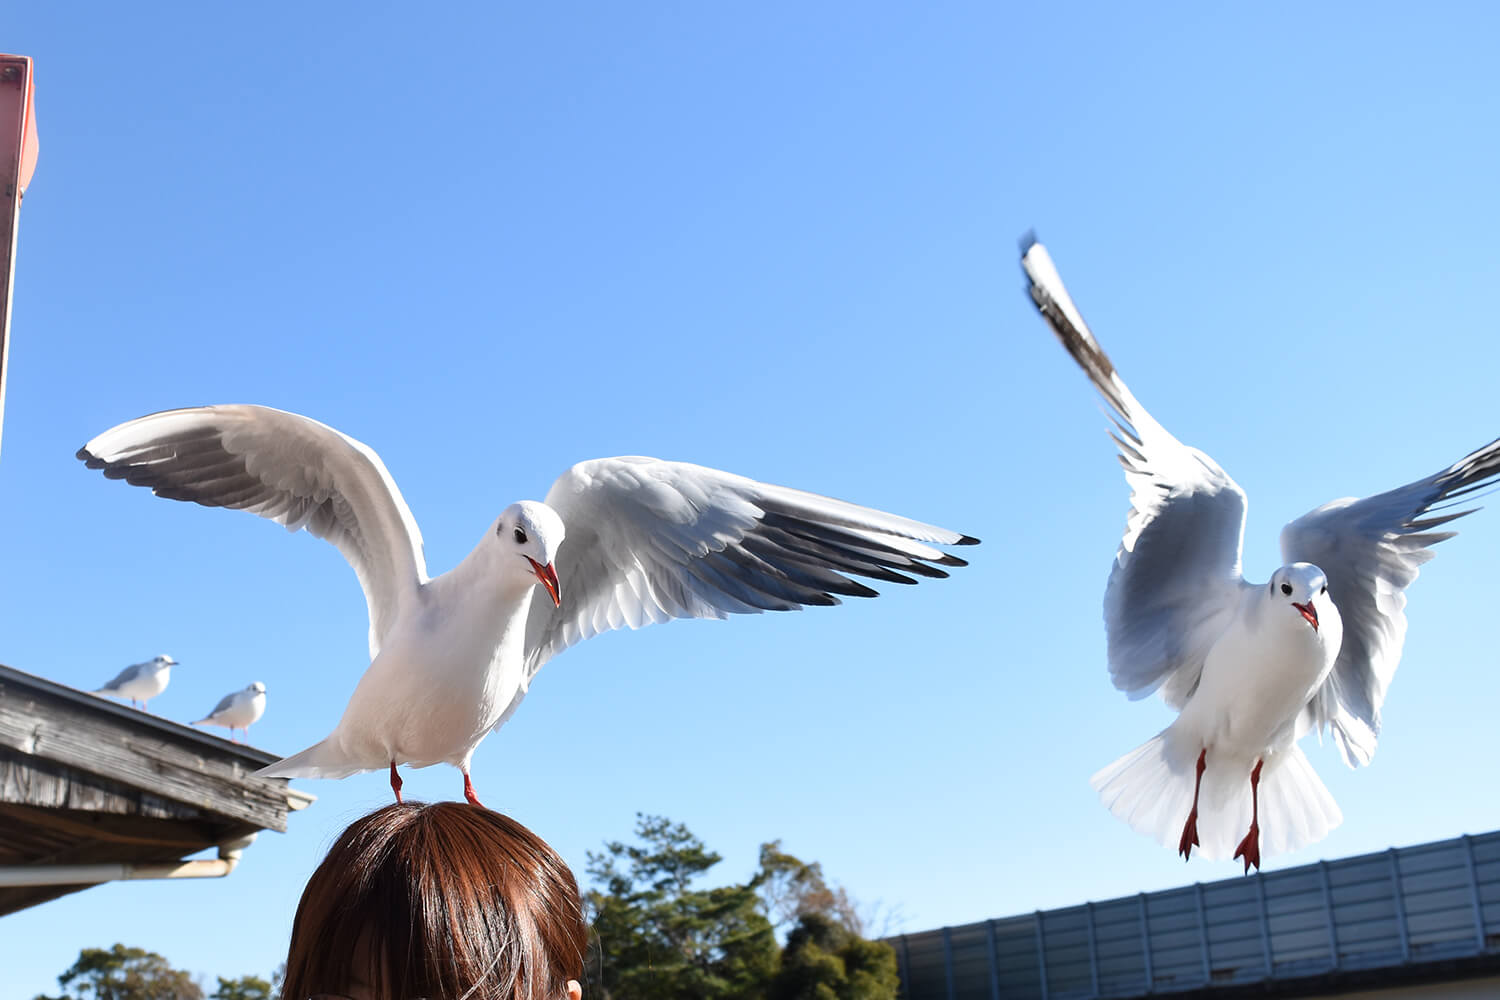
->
[770,912,899,1000]
[758,841,864,936]
[207,976,271,1000]
[586,816,900,1000]
[34,944,203,1000]
[586,814,779,1000]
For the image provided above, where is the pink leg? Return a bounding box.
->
[389,761,403,803]
[1233,759,1265,874]
[1178,748,1207,861]
[463,772,483,808]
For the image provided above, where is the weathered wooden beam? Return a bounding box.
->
[0,664,285,766]
[0,800,220,851]
[0,668,291,831]
[0,751,201,820]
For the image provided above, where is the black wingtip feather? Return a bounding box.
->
[956,534,980,546]
[1405,509,1473,531]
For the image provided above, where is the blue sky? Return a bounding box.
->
[6,3,1500,994]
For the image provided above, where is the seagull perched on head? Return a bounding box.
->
[78,405,977,806]
[92,654,178,710]
[1022,236,1500,872]
[192,681,267,742]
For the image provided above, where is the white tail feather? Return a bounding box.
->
[1092,730,1342,861]
[1254,746,1343,856]
[255,738,373,780]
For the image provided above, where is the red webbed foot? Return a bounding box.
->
[1178,747,1209,861]
[1234,759,1265,874]
[1178,809,1201,861]
[1233,823,1261,873]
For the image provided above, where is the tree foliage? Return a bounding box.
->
[758,841,864,937]
[586,815,898,1000]
[771,912,900,1000]
[207,976,271,1000]
[586,815,779,1000]
[34,944,203,1000]
[35,947,279,1000]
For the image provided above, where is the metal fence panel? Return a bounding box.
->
[892,830,1500,999]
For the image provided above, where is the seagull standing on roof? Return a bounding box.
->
[192,681,267,742]
[78,405,977,806]
[1022,236,1500,872]
[92,654,178,710]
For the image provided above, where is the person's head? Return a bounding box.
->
[281,801,588,1000]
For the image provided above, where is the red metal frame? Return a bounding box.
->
[0,54,39,461]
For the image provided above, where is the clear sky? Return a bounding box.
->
[6,3,1500,995]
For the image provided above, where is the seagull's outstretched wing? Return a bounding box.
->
[78,405,429,658]
[521,456,977,676]
[1284,436,1500,767]
[1023,236,1247,706]
[95,660,151,693]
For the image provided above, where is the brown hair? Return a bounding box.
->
[281,802,588,1000]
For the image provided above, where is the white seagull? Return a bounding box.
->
[78,405,976,805]
[1022,236,1500,871]
[192,681,268,742]
[92,654,178,710]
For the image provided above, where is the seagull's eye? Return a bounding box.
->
[513,527,528,545]
[1280,582,1293,596]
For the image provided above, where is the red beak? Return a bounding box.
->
[1292,601,1318,630]
[528,557,561,607]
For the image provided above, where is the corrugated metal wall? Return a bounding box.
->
[891,832,1500,999]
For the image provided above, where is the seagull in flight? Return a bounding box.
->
[79,405,976,805]
[1022,236,1500,871]
[192,681,267,742]
[92,654,178,710]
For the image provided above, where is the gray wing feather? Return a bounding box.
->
[1285,436,1500,766]
[77,405,429,658]
[520,456,976,678]
[1023,237,1247,706]
[96,661,150,692]
[205,691,240,718]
